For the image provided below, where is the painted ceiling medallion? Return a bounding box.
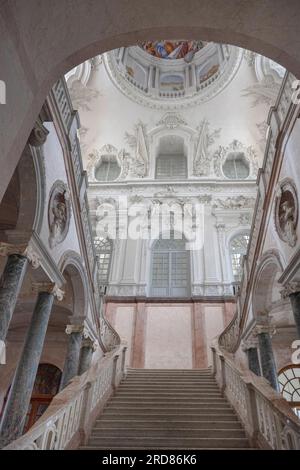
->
[141,40,206,62]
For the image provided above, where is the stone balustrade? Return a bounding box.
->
[3,344,127,450]
[212,341,300,449]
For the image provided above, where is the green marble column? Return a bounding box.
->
[0,283,63,448]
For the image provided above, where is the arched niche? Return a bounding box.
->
[252,250,285,320]
[149,124,194,178]
[58,251,89,321]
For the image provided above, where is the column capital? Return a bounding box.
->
[65,324,84,335]
[253,323,276,337]
[82,337,97,351]
[241,337,259,351]
[0,242,40,269]
[32,282,64,300]
[28,117,49,147]
[215,223,226,232]
[281,281,300,298]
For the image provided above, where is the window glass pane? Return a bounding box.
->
[230,234,249,281]
[94,237,113,285]
[156,154,187,179]
[151,234,190,297]
[95,159,120,181]
[223,152,249,179]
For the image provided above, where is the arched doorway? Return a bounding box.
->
[24,364,61,432]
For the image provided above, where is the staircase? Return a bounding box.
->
[81,368,251,450]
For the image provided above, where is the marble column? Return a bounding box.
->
[60,324,83,390]
[254,325,278,391]
[242,339,261,376]
[0,282,63,447]
[0,242,40,344]
[281,282,300,338]
[78,337,96,375]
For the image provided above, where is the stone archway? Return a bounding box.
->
[1,0,300,202]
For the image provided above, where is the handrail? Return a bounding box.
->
[218,71,297,353]
[3,344,127,450]
[212,341,300,449]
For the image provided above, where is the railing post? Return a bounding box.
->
[121,346,127,379]
[245,382,260,447]
[79,381,92,445]
[211,347,217,377]
[111,354,119,391]
[220,355,226,393]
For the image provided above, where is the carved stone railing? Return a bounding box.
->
[219,71,297,353]
[3,344,127,450]
[212,342,300,449]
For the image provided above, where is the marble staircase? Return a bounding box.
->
[81,368,251,450]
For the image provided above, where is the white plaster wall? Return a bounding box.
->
[39,122,81,263]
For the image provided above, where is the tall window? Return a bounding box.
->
[230,233,250,282]
[95,157,120,182]
[223,152,250,179]
[278,366,300,418]
[156,154,187,179]
[94,237,113,286]
[155,135,187,180]
[151,233,190,297]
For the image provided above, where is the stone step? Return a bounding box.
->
[103,406,234,419]
[81,437,249,449]
[109,398,229,405]
[90,428,246,439]
[116,390,222,396]
[94,419,242,429]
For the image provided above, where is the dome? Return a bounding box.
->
[103,40,242,108]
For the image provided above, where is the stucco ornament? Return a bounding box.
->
[193,119,221,176]
[213,139,259,178]
[48,181,71,249]
[124,121,149,178]
[275,180,298,248]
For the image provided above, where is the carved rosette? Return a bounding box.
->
[274,179,298,248]
[48,181,71,249]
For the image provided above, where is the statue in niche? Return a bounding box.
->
[48,182,70,249]
[278,189,298,247]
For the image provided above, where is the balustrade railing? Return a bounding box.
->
[218,71,297,353]
[3,344,127,450]
[212,342,300,449]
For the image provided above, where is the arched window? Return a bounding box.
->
[230,233,250,282]
[155,135,187,180]
[95,156,120,182]
[151,233,190,297]
[278,365,300,418]
[223,152,250,179]
[94,237,113,286]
